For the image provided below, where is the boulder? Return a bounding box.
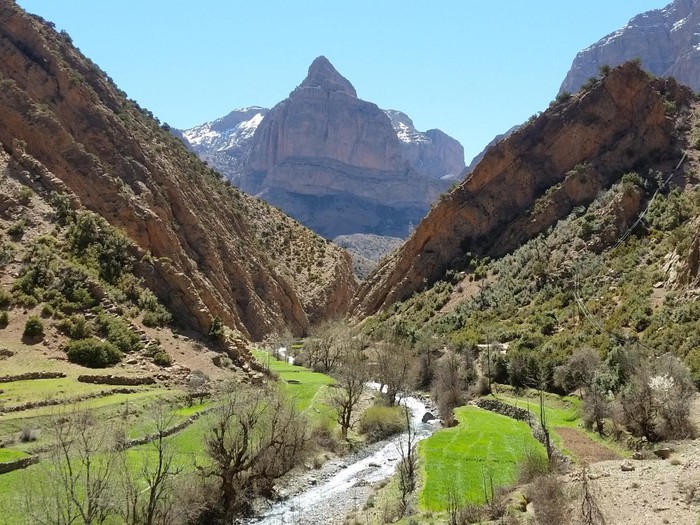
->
[621,461,636,472]
[422,411,436,423]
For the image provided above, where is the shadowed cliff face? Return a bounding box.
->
[353,62,691,318]
[0,3,356,340]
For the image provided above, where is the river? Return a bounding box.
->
[249,383,439,524]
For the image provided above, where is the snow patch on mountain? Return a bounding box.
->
[183,107,268,153]
[383,109,430,144]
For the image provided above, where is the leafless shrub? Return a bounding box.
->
[19,427,40,442]
[199,385,309,522]
[526,474,570,525]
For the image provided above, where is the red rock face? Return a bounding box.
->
[0,4,356,340]
[353,63,691,318]
[561,0,700,94]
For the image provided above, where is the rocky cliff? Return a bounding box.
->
[0,1,356,340]
[183,57,464,239]
[383,109,465,181]
[353,62,691,317]
[561,0,700,94]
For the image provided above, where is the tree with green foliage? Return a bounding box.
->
[208,315,225,343]
[23,315,44,338]
[65,338,122,368]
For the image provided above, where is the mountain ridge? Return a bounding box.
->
[561,0,700,94]
[353,62,691,318]
[0,2,356,341]
[180,56,465,239]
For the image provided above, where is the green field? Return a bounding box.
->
[491,390,626,459]
[0,448,29,462]
[419,405,546,510]
[251,349,335,415]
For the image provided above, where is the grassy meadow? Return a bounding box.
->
[418,405,546,511]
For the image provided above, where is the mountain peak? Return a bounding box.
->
[298,55,357,97]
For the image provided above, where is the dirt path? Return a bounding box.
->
[555,427,621,463]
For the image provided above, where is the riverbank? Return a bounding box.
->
[249,393,439,524]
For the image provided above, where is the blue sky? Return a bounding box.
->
[17,1,669,162]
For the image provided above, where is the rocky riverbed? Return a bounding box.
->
[249,393,439,525]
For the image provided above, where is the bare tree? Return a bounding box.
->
[263,328,293,361]
[328,345,368,438]
[25,410,118,525]
[303,320,349,373]
[201,386,308,522]
[186,370,210,406]
[620,367,658,441]
[446,480,463,525]
[526,366,553,463]
[373,339,415,406]
[555,348,610,436]
[119,408,183,525]
[433,350,470,424]
[414,332,440,390]
[653,354,696,439]
[620,354,696,441]
[553,348,601,396]
[397,404,417,512]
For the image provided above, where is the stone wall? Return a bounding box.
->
[0,371,66,383]
[0,455,39,474]
[77,375,156,386]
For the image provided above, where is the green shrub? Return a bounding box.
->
[65,338,122,367]
[67,211,134,283]
[142,307,172,327]
[40,303,54,318]
[49,191,74,224]
[152,350,173,367]
[0,288,12,308]
[94,313,142,353]
[17,186,33,205]
[23,316,44,338]
[0,311,8,328]
[137,289,159,311]
[57,314,93,339]
[209,315,225,342]
[7,219,26,237]
[0,242,15,268]
[359,405,406,442]
[517,444,550,483]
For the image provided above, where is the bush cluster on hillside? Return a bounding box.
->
[65,338,122,367]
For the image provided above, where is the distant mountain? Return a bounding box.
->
[333,233,404,280]
[180,56,465,238]
[383,109,465,181]
[182,107,268,181]
[561,0,700,94]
